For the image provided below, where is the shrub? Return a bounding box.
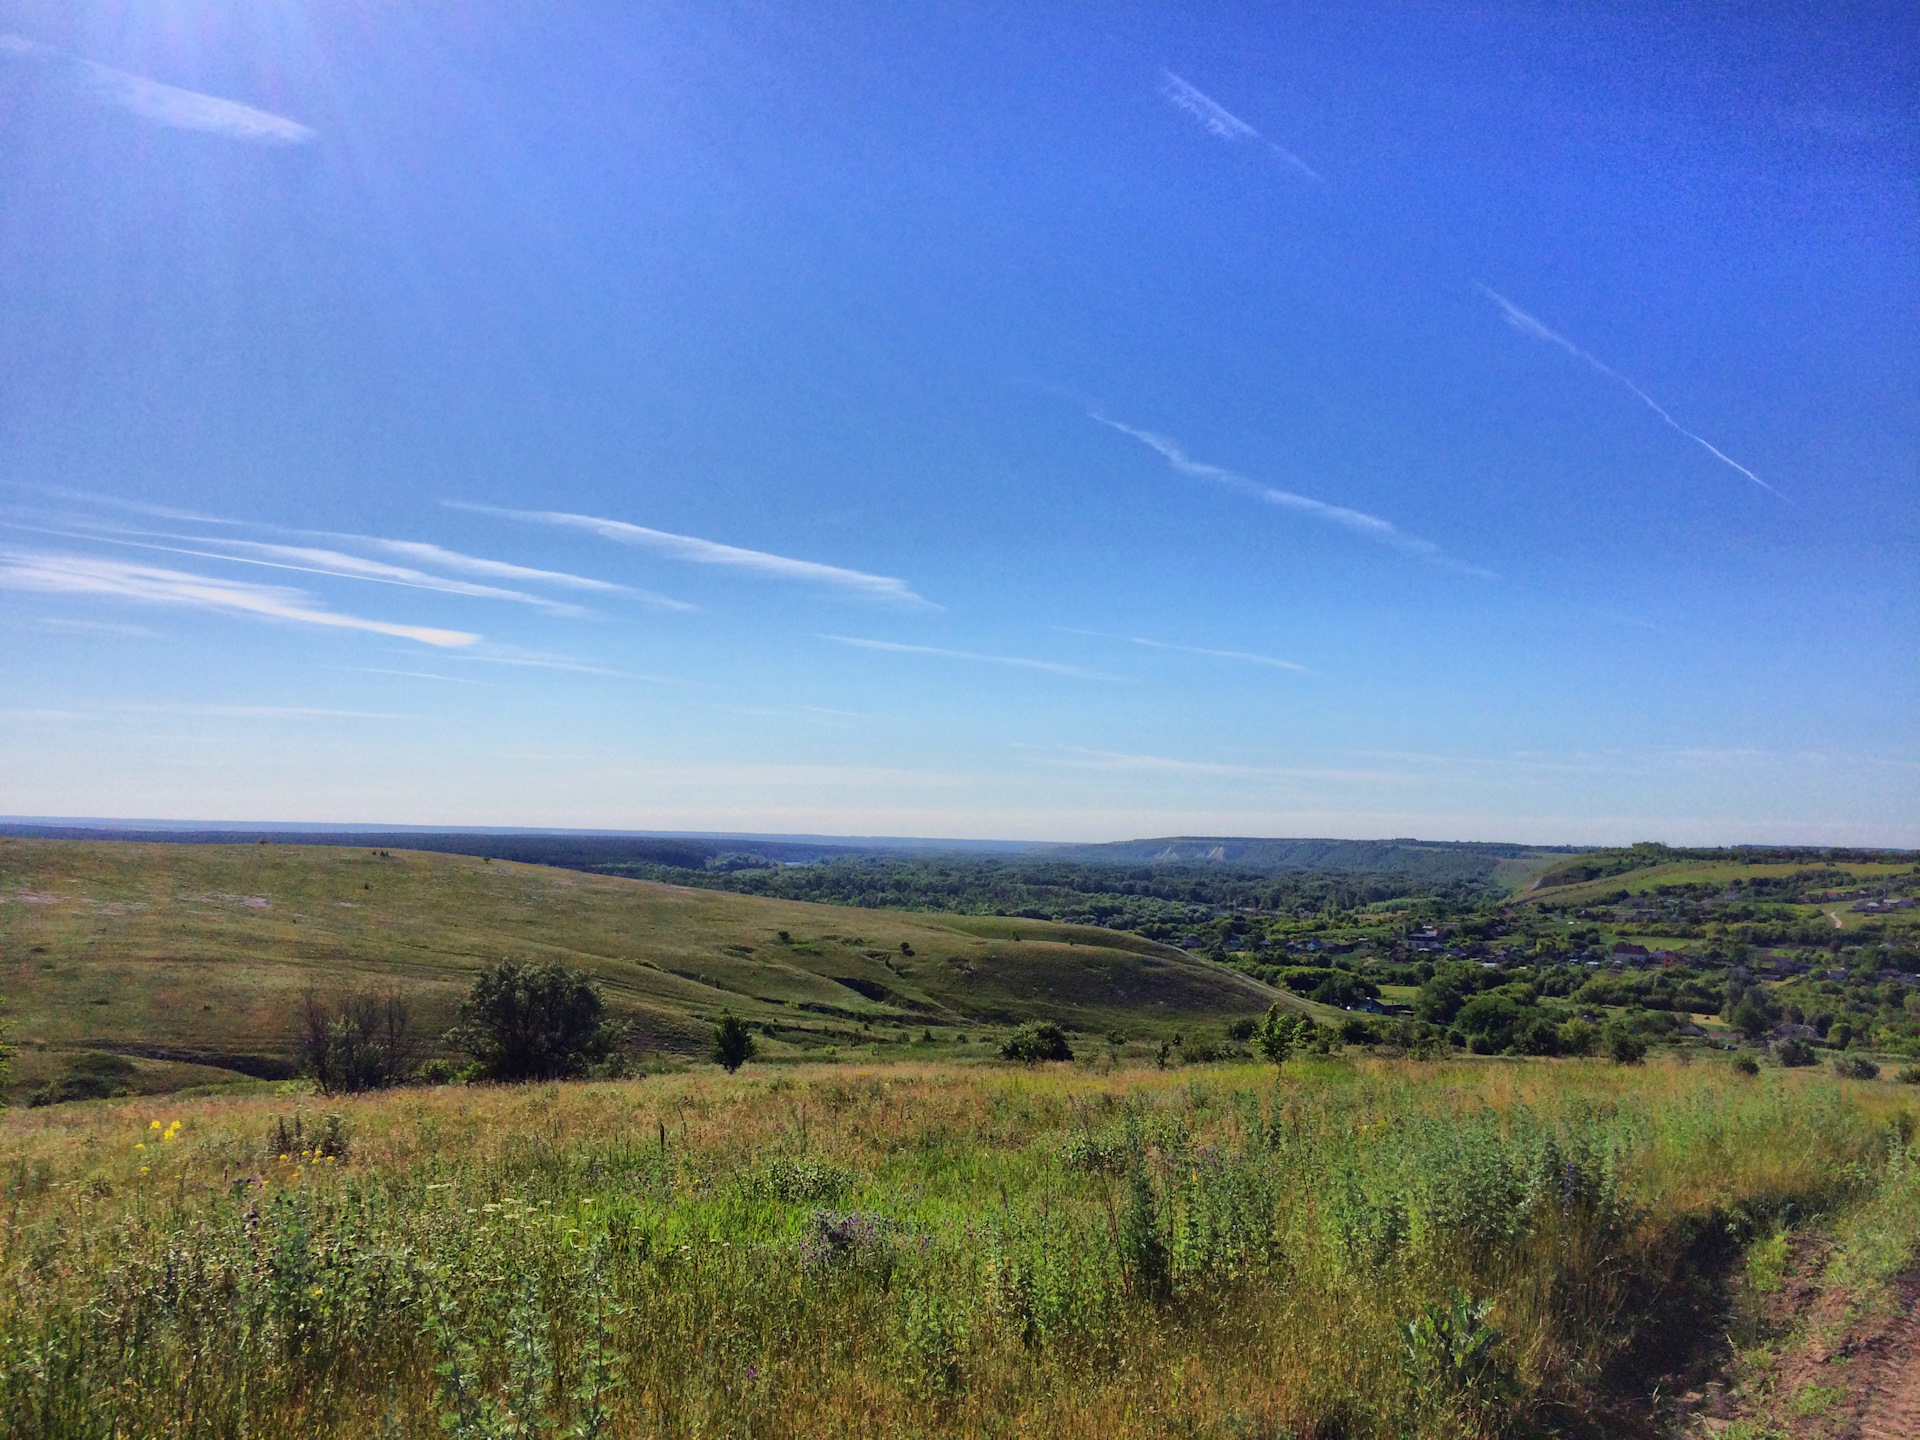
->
[1732,1052,1760,1076]
[1775,1038,1818,1068]
[1832,1055,1880,1081]
[711,1013,757,1073]
[1557,1017,1599,1056]
[1000,1022,1073,1063]
[1605,1026,1647,1066]
[414,1058,469,1086]
[448,960,624,1082]
[1895,1065,1920,1084]
[295,990,418,1095]
[1339,1015,1377,1045]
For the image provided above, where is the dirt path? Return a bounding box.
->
[1709,1264,1920,1440]
[1853,1270,1920,1440]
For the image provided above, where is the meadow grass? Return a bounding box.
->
[2,1056,1916,1439]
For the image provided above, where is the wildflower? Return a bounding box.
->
[139,1166,149,1175]
[134,1143,146,1151]
[149,1120,162,1131]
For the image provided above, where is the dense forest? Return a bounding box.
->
[586,854,1497,937]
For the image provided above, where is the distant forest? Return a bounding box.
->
[586,855,1497,935]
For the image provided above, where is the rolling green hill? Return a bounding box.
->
[0,839,1291,1097]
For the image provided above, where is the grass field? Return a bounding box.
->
[2,1056,1915,1439]
[1520,860,1914,910]
[0,840,1292,1097]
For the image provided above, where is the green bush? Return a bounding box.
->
[1605,1026,1647,1066]
[1832,1055,1880,1081]
[1732,1052,1760,1076]
[1776,1038,1818,1068]
[1894,1064,1920,1085]
[711,1014,757,1073]
[999,1022,1073,1063]
[448,960,625,1082]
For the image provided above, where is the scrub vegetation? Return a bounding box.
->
[2,1057,1916,1438]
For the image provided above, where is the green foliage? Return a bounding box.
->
[1118,1127,1169,1304]
[1401,1291,1517,1432]
[1775,1038,1817,1068]
[1605,1025,1648,1066]
[450,960,623,1082]
[1557,1017,1599,1056]
[1897,1065,1920,1084]
[1000,1021,1074,1063]
[710,1013,757,1073]
[591,852,1508,932]
[295,989,418,1094]
[1255,1002,1308,1068]
[1832,1055,1880,1081]
[1732,1052,1761,1076]
[1274,966,1380,1007]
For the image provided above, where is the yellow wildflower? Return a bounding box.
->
[149,1120,162,1131]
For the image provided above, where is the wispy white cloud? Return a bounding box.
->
[36,616,158,637]
[347,537,693,610]
[1128,636,1310,673]
[336,667,490,687]
[1033,745,1399,783]
[0,550,476,647]
[1094,414,1494,578]
[131,705,416,720]
[153,535,595,613]
[820,635,1123,681]
[5,491,696,613]
[0,34,314,144]
[453,503,933,608]
[1158,71,1321,181]
[7,524,614,615]
[1477,284,1783,500]
[442,647,680,683]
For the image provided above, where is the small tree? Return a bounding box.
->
[711,1013,757,1073]
[449,960,622,1082]
[1257,1003,1304,1069]
[295,990,418,1094]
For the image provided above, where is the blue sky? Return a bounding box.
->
[0,1,1913,844]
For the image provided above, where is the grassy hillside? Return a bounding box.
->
[0,839,1287,1093]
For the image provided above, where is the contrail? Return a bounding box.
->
[1092,412,1495,578]
[1477,284,1782,499]
[0,33,313,144]
[1159,71,1321,182]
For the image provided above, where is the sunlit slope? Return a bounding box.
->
[1520,853,1913,909]
[0,840,1282,1075]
